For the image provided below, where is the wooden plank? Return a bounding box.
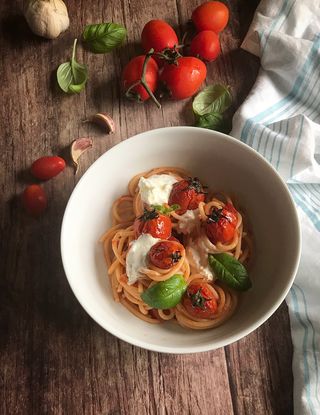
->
[0,0,294,414]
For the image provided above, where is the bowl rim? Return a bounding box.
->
[60,126,301,354]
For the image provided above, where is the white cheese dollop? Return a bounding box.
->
[176,209,200,235]
[126,234,160,285]
[186,238,213,280]
[138,174,177,205]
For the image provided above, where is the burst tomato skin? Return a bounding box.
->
[192,1,229,33]
[134,210,172,239]
[31,156,66,180]
[183,283,218,319]
[122,55,159,102]
[160,57,207,100]
[148,240,184,269]
[190,30,221,62]
[141,20,178,54]
[205,203,238,244]
[168,178,205,214]
[22,184,47,216]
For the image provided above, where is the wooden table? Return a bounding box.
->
[0,1,294,414]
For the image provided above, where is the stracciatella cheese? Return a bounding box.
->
[176,209,201,235]
[126,234,160,284]
[138,174,177,205]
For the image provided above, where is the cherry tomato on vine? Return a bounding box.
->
[148,240,184,269]
[205,203,238,244]
[31,156,66,180]
[192,1,229,33]
[134,209,172,239]
[122,55,159,102]
[183,282,218,319]
[160,57,207,100]
[169,177,206,214]
[141,20,178,55]
[190,30,221,62]
[22,184,47,217]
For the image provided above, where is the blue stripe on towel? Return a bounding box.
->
[289,185,320,231]
[289,285,316,415]
[240,34,320,145]
[260,0,291,55]
[289,117,305,178]
[294,283,320,407]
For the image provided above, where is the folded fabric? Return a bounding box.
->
[231,1,320,414]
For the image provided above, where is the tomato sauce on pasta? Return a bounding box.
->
[100,167,252,330]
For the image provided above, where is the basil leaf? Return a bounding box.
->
[208,253,252,291]
[193,84,232,116]
[57,39,88,94]
[195,113,224,131]
[141,274,187,309]
[83,23,127,54]
[152,204,180,214]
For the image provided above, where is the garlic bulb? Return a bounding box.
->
[24,0,70,39]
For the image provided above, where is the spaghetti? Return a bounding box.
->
[100,167,252,330]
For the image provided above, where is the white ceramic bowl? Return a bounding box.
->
[61,127,301,353]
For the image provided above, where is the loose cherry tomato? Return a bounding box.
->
[31,156,66,180]
[22,184,47,216]
[205,203,238,244]
[183,283,218,319]
[141,20,178,55]
[148,240,184,269]
[192,1,229,33]
[160,57,207,100]
[122,55,159,102]
[168,177,205,214]
[134,208,172,239]
[190,30,221,62]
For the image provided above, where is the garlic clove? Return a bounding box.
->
[24,0,70,40]
[70,138,93,174]
[85,113,115,134]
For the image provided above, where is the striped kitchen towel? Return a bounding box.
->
[231,1,320,414]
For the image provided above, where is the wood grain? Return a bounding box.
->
[0,1,293,414]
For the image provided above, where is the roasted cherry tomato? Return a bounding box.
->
[190,30,221,62]
[183,283,218,319]
[192,1,229,33]
[134,208,172,239]
[122,55,159,102]
[141,20,178,55]
[205,203,238,244]
[148,240,184,269]
[22,184,47,216]
[168,177,206,214]
[160,57,207,100]
[168,235,181,243]
[31,156,66,180]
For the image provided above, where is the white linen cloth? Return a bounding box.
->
[231,1,320,413]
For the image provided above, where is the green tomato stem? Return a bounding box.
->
[125,49,161,109]
[141,49,161,109]
[72,38,78,62]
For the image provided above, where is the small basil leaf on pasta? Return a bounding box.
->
[141,274,187,309]
[152,204,180,214]
[83,23,127,54]
[208,253,251,291]
[193,84,232,116]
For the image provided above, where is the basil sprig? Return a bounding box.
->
[152,204,180,215]
[193,84,232,132]
[208,253,252,291]
[57,39,88,94]
[141,274,187,309]
[83,23,127,54]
